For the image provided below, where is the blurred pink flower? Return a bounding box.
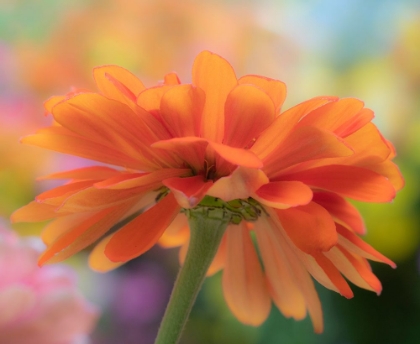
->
[0,222,98,344]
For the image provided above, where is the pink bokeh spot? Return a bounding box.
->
[0,222,99,344]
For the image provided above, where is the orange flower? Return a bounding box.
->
[12,51,403,332]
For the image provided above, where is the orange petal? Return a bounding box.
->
[164,72,181,85]
[312,191,365,234]
[57,185,155,213]
[257,214,324,333]
[88,235,124,273]
[94,65,145,105]
[324,246,382,294]
[136,85,173,112]
[297,98,365,136]
[23,127,146,170]
[11,202,64,223]
[254,218,307,321]
[163,176,213,208]
[311,253,354,298]
[341,123,391,165]
[364,160,404,191]
[275,202,337,254]
[208,141,263,169]
[207,166,269,201]
[263,126,354,177]
[38,201,136,265]
[105,193,180,262]
[280,165,396,202]
[158,214,189,248]
[160,84,205,137]
[238,75,287,113]
[152,137,208,173]
[38,166,121,181]
[192,51,237,142]
[336,224,396,267]
[41,212,92,245]
[255,181,313,209]
[251,96,338,159]
[52,93,161,164]
[36,180,95,205]
[223,84,275,148]
[223,223,271,326]
[44,95,66,114]
[94,168,191,189]
[334,107,374,137]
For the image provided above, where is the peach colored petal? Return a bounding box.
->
[56,185,154,213]
[163,175,214,208]
[39,201,136,265]
[254,181,313,209]
[222,223,271,326]
[11,202,65,223]
[22,127,148,170]
[341,123,391,165]
[279,244,324,333]
[223,84,275,148]
[52,94,167,166]
[311,253,354,298]
[275,202,338,254]
[207,166,268,201]
[263,126,354,177]
[264,209,343,295]
[163,72,181,85]
[105,193,180,262]
[93,65,145,104]
[94,168,191,189]
[36,180,95,205]
[41,212,93,246]
[364,160,404,191]
[208,141,263,168]
[158,214,189,248]
[334,107,374,137]
[136,85,173,113]
[336,224,396,267]
[192,51,237,142]
[280,165,396,202]
[44,95,66,114]
[238,75,287,113]
[324,246,382,294]
[38,166,121,181]
[254,218,307,321]
[88,235,124,272]
[152,137,208,173]
[312,191,365,234]
[297,98,365,136]
[251,96,338,159]
[160,85,205,137]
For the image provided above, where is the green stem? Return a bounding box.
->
[154,208,230,344]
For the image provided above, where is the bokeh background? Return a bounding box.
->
[1,0,420,343]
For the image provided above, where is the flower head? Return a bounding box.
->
[0,222,98,343]
[12,51,403,332]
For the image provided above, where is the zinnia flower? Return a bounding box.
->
[0,222,98,343]
[12,51,403,332]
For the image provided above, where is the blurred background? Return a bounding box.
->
[1,0,420,343]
